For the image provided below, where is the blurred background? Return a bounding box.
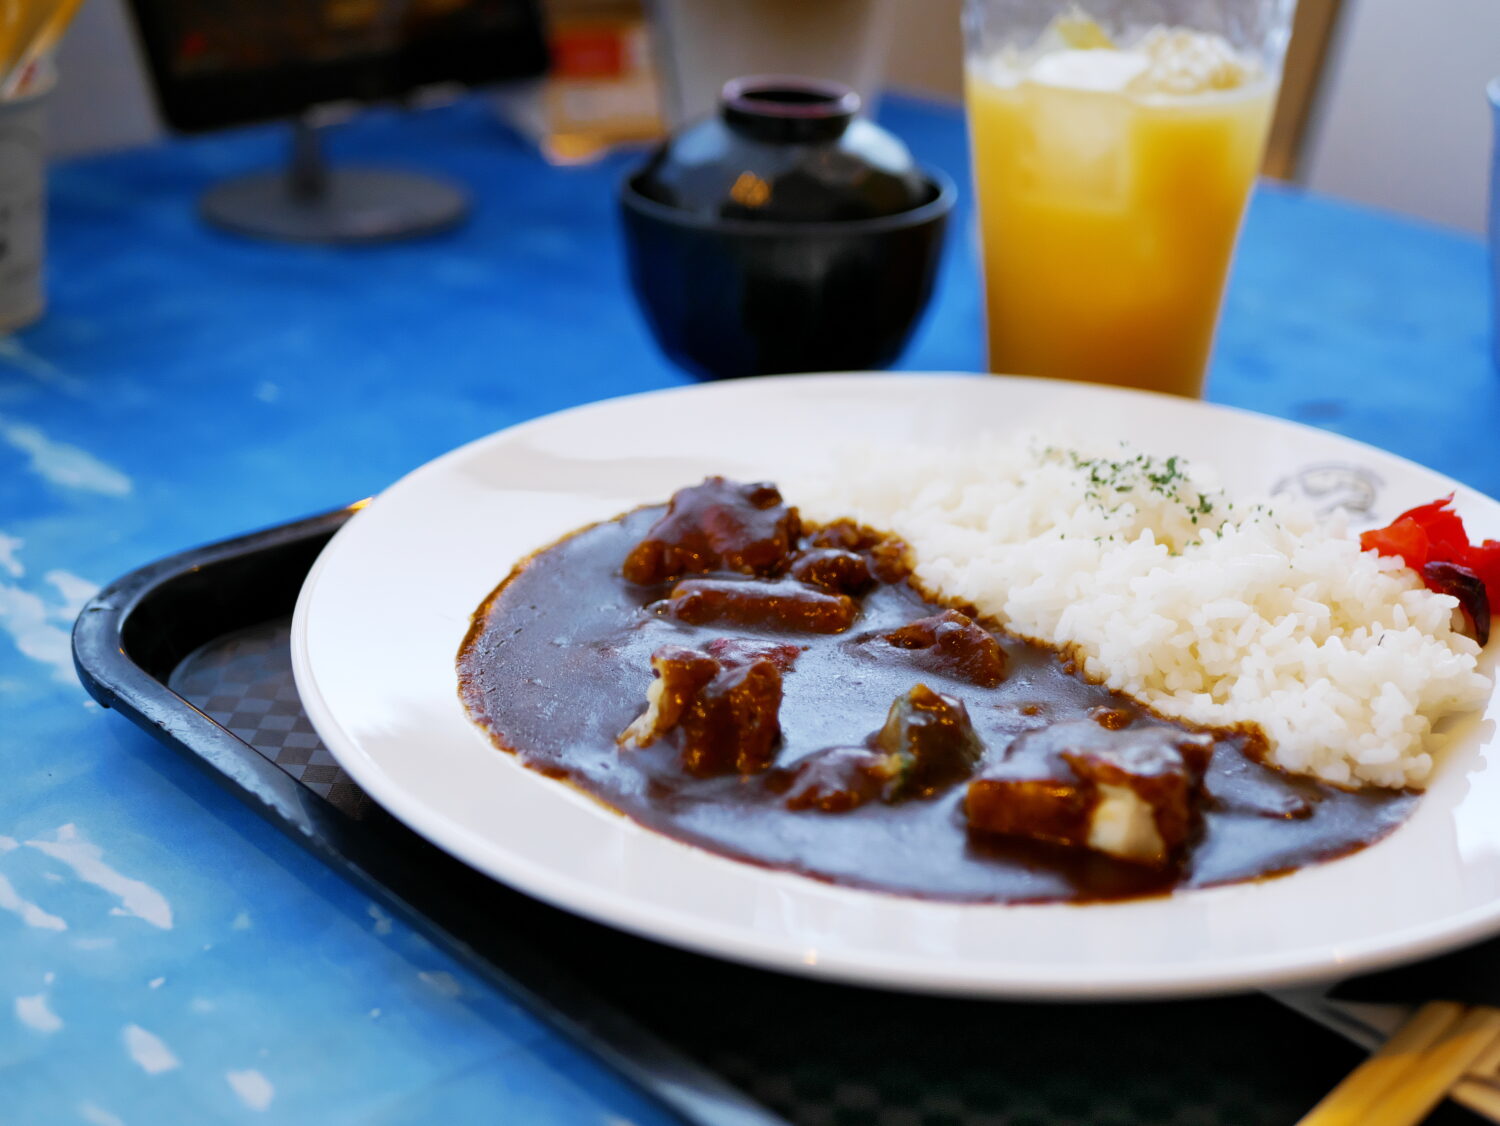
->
[49,0,1500,234]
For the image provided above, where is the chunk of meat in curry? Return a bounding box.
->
[621,477,800,584]
[877,609,1008,687]
[966,717,1214,868]
[665,577,858,634]
[620,643,787,777]
[789,547,875,596]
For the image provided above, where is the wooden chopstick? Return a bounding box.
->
[1465,1029,1500,1084]
[1362,1007,1500,1125]
[1297,1002,1500,1126]
[1448,1028,1500,1119]
[1449,1031,1500,1120]
[1296,1001,1458,1126]
[1297,1002,1464,1125]
[1453,1077,1500,1122]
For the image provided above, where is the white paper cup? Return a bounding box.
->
[0,64,52,333]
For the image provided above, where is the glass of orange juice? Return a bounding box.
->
[963,1,1296,396]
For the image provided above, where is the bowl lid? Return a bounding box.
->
[631,76,932,223]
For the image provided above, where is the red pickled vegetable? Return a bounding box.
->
[1360,494,1496,644]
[1467,541,1500,609]
[1394,496,1469,560]
[1359,518,1429,570]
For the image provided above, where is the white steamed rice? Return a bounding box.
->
[798,436,1490,789]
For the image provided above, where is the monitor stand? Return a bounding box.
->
[199,117,470,244]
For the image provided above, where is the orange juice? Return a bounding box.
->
[966,29,1275,396]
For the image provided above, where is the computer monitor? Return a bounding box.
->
[126,0,550,242]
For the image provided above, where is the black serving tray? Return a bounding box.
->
[73,509,1469,1126]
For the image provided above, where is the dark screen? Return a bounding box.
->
[128,0,549,132]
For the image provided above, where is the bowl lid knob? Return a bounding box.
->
[719,76,861,144]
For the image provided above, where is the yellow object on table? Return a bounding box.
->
[0,0,83,97]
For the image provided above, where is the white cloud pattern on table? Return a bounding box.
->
[15,991,62,1033]
[76,1103,126,1126]
[0,872,68,931]
[0,536,99,684]
[122,1024,180,1075]
[0,835,67,931]
[417,971,462,999]
[0,415,132,495]
[0,338,85,395]
[0,532,21,577]
[226,1069,275,1112]
[25,825,172,930]
[45,570,98,619]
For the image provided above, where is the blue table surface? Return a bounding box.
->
[0,91,1494,1124]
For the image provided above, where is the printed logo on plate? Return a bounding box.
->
[1273,463,1384,519]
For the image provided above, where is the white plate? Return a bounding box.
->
[292,373,1500,999]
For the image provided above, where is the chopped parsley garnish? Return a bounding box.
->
[1053,447,1219,526]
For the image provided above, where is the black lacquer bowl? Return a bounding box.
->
[619,77,955,380]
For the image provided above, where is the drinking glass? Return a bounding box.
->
[963,0,1296,396]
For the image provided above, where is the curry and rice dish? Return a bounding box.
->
[457,441,1495,904]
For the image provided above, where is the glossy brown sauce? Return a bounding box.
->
[458,504,1417,903]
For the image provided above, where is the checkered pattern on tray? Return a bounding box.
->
[168,617,370,816]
